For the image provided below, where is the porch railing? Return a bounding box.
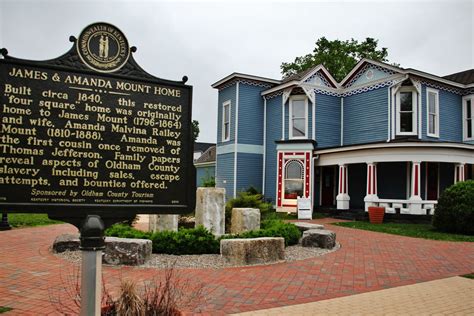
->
[368,199,438,215]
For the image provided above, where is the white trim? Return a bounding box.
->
[222,100,231,142]
[281,93,285,140]
[462,95,474,141]
[217,143,264,155]
[312,95,316,140]
[426,87,440,138]
[289,95,308,139]
[194,161,215,167]
[212,72,280,88]
[263,97,267,194]
[299,65,340,88]
[340,97,344,145]
[262,80,300,96]
[276,142,315,151]
[233,82,239,198]
[387,87,391,141]
[396,87,418,136]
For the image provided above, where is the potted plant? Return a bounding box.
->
[368,206,385,224]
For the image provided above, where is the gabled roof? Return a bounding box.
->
[195,145,216,164]
[340,59,404,87]
[194,142,214,153]
[281,67,315,83]
[443,69,474,85]
[211,72,280,89]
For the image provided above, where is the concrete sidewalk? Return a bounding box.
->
[232,276,474,315]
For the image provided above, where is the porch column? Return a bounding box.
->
[336,164,350,210]
[454,163,465,183]
[364,162,378,211]
[409,161,423,214]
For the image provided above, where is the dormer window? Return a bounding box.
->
[463,95,474,141]
[289,96,307,138]
[396,87,417,136]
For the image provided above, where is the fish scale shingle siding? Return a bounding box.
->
[343,87,388,146]
[264,95,282,203]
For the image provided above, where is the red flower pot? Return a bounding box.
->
[368,206,385,224]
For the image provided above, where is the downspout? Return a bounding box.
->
[262,96,267,194]
[340,97,344,146]
[233,82,239,198]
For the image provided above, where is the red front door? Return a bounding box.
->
[321,166,335,206]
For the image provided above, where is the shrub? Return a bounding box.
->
[225,188,274,231]
[150,226,220,255]
[222,219,301,246]
[105,224,152,239]
[432,180,474,235]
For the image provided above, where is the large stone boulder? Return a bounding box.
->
[149,214,179,232]
[53,234,152,266]
[301,229,336,249]
[293,222,324,232]
[220,237,285,265]
[231,208,260,234]
[52,234,80,253]
[103,237,152,266]
[195,187,225,236]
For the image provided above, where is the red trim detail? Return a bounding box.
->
[344,166,347,194]
[305,152,310,198]
[414,164,419,196]
[339,166,343,194]
[368,165,372,195]
[372,165,376,195]
[282,204,297,207]
[277,152,283,206]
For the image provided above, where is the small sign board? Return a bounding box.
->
[0,23,195,219]
[297,197,312,220]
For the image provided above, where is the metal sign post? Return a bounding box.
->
[79,215,105,316]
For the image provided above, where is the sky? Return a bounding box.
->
[1,0,473,143]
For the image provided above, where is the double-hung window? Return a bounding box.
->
[463,95,474,141]
[290,96,307,138]
[396,87,417,135]
[426,88,439,137]
[222,101,231,141]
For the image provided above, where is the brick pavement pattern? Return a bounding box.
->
[0,218,473,315]
[232,276,474,315]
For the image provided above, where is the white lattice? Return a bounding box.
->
[304,71,332,87]
[344,64,396,88]
[415,78,465,95]
[218,79,273,91]
[342,80,394,97]
[264,90,284,100]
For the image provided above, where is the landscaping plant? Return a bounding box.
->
[432,180,474,235]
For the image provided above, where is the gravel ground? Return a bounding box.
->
[54,243,340,269]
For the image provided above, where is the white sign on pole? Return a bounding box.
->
[297,197,312,220]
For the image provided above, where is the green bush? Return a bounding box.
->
[432,180,474,235]
[222,219,301,246]
[105,224,220,255]
[225,188,274,231]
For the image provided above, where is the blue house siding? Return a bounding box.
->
[343,86,388,146]
[215,153,234,198]
[196,165,216,187]
[264,95,282,203]
[238,84,266,145]
[236,153,263,193]
[315,93,340,148]
[421,85,463,142]
[217,84,236,146]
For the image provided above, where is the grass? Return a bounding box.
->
[0,307,12,313]
[333,221,474,242]
[6,213,63,228]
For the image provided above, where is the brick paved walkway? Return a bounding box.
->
[0,219,473,315]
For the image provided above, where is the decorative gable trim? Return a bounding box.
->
[344,63,397,88]
[300,65,338,88]
[217,78,273,91]
[340,59,403,87]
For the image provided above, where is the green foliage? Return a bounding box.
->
[192,120,200,142]
[0,306,13,314]
[105,224,219,255]
[334,221,474,242]
[280,37,392,82]
[432,180,474,235]
[7,213,62,227]
[200,170,216,187]
[151,226,219,255]
[225,189,274,231]
[223,219,301,246]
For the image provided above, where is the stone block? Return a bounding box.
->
[301,229,336,249]
[103,237,152,266]
[149,214,179,232]
[231,208,260,234]
[293,222,324,232]
[195,187,225,236]
[220,237,285,265]
[52,234,80,253]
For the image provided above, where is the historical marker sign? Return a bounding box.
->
[0,23,195,218]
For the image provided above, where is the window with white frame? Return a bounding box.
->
[396,87,417,135]
[463,95,474,140]
[284,160,304,199]
[290,96,307,138]
[426,88,439,137]
[222,101,231,141]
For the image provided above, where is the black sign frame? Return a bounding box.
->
[0,24,196,222]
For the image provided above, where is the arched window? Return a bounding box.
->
[284,160,304,199]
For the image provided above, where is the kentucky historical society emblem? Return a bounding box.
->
[77,22,130,73]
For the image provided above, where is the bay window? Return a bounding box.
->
[289,96,307,138]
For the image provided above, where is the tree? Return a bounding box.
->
[191,120,199,141]
[280,37,391,82]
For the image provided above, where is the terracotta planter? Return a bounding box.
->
[368,206,385,224]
